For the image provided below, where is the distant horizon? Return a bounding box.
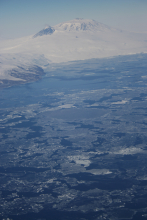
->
[0,0,147,39]
[1,17,147,41]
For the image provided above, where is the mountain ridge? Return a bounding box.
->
[33,26,55,38]
[33,18,117,38]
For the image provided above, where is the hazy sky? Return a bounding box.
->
[0,0,147,39]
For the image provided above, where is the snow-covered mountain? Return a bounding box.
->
[0,18,147,84]
[33,19,113,38]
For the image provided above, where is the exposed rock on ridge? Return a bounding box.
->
[54,18,113,32]
[33,18,115,38]
[33,26,55,38]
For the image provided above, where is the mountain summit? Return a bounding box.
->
[54,18,112,32]
[33,18,113,38]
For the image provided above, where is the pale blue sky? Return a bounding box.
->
[0,0,147,39]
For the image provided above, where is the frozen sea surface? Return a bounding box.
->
[0,54,147,220]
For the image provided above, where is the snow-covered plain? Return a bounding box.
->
[0,18,147,82]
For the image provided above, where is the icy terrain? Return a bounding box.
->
[0,18,147,85]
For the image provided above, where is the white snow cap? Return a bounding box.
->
[54,18,112,32]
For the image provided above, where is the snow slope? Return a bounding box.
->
[0,18,147,81]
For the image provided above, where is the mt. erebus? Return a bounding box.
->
[0,18,147,85]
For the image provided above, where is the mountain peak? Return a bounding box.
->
[33,18,113,38]
[54,18,110,32]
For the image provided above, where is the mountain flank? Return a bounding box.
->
[0,18,147,87]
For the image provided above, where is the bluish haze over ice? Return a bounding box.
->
[0,0,147,39]
[1,54,147,219]
[0,0,147,219]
